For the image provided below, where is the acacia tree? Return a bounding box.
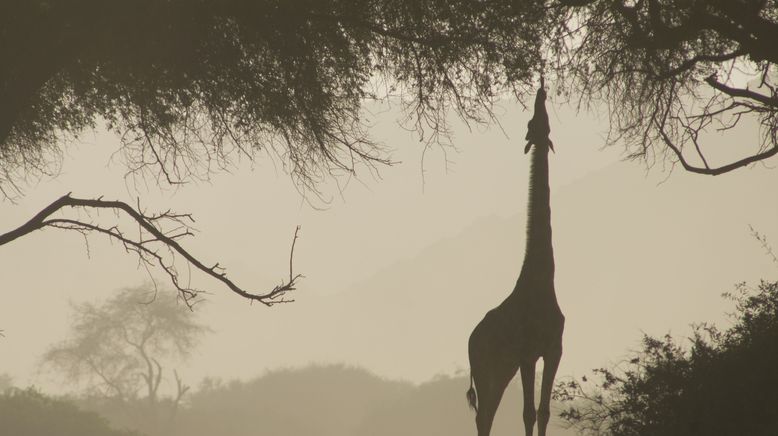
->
[42,285,208,421]
[0,0,546,304]
[3,1,777,305]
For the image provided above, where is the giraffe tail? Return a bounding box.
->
[466,373,478,413]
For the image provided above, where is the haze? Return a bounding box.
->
[1,98,776,414]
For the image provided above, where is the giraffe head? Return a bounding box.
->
[523,82,554,154]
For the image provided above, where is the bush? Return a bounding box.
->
[0,388,140,436]
[554,280,778,436]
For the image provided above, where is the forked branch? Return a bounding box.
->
[172,369,190,411]
[0,193,302,306]
[654,120,778,176]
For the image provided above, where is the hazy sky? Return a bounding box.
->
[1,97,776,394]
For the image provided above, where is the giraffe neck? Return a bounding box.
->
[520,145,554,280]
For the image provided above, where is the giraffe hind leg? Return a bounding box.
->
[475,397,497,436]
[471,364,516,436]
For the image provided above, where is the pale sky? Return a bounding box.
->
[1,97,776,394]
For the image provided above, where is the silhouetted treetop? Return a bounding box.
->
[554,278,778,435]
[0,0,548,193]
[5,0,775,192]
[0,388,141,436]
[554,0,778,174]
[3,0,777,193]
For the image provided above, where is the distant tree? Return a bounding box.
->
[0,388,141,436]
[42,285,208,432]
[553,279,778,436]
[0,373,13,393]
[551,0,778,175]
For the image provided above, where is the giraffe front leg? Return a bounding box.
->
[520,361,537,436]
[537,349,561,436]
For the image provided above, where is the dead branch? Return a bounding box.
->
[0,193,301,306]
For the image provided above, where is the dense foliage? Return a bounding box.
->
[167,365,574,436]
[0,0,547,193]
[554,279,778,436]
[0,388,140,436]
[2,0,776,194]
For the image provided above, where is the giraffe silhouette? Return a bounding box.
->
[466,80,564,436]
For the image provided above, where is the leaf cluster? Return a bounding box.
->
[0,0,547,194]
[0,388,141,436]
[554,279,778,436]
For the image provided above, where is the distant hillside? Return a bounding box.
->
[175,365,408,436]
[261,161,778,381]
[172,365,574,436]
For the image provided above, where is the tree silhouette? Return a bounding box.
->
[0,389,141,436]
[554,279,778,436]
[41,285,208,432]
[0,0,548,190]
[552,0,778,175]
[0,0,545,302]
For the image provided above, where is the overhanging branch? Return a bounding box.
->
[655,121,778,175]
[705,75,778,108]
[0,193,301,306]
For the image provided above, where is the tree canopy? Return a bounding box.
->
[3,1,775,189]
[0,0,547,194]
[553,0,778,175]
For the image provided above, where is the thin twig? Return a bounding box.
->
[749,225,778,266]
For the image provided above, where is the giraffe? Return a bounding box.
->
[466,80,564,436]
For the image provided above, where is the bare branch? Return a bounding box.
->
[0,193,302,306]
[656,121,778,175]
[654,50,747,80]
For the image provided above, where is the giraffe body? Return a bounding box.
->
[467,84,564,436]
